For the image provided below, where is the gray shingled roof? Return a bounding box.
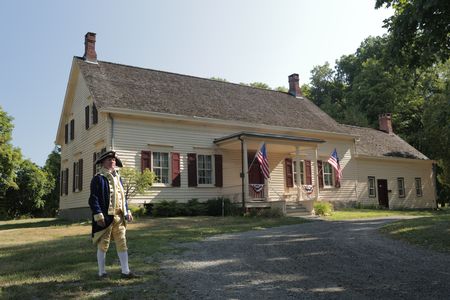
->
[341,124,428,160]
[75,57,345,134]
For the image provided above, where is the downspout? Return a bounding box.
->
[238,136,245,208]
[108,113,115,150]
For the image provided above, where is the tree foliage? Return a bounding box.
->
[120,167,156,200]
[5,159,54,218]
[375,0,450,67]
[41,146,61,216]
[0,106,22,197]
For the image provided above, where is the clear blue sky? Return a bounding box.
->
[0,0,391,166]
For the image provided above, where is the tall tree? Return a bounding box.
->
[41,146,61,216]
[0,106,21,215]
[375,0,450,67]
[5,159,53,218]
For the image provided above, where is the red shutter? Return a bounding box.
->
[65,168,69,195]
[285,158,293,187]
[188,153,197,187]
[70,119,75,140]
[317,160,324,188]
[305,160,312,185]
[334,168,341,188]
[85,106,90,130]
[214,154,223,187]
[141,151,151,172]
[171,152,180,187]
[64,124,68,144]
[79,159,83,191]
[92,104,98,124]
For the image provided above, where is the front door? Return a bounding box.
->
[377,179,389,208]
[248,152,265,198]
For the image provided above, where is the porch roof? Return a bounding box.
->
[214,132,325,145]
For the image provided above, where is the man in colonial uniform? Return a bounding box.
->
[88,151,138,279]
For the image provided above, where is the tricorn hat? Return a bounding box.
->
[95,151,123,167]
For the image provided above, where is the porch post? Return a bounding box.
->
[314,146,320,200]
[242,139,249,205]
[295,146,302,201]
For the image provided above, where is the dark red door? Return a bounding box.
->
[377,179,389,208]
[248,152,264,199]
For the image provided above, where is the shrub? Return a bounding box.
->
[185,198,207,216]
[206,197,236,216]
[314,201,333,216]
[143,202,154,216]
[128,204,146,218]
[245,207,284,218]
[152,200,180,217]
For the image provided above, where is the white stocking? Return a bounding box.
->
[117,251,130,274]
[97,249,106,276]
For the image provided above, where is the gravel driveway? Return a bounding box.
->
[161,218,450,299]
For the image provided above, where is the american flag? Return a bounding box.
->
[328,148,342,180]
[256,143,270,179]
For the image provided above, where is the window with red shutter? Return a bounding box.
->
[64,168,69,195]
[285,158,293,187]
[187,153,197,187]
[141,151,151,172]
[92,104,98,124]
[171,152,180,187]
[214,154,223,187]
[305,160,312,185]
[79,159,83,191]
[64,124,68,144]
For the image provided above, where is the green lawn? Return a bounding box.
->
[325,208,442,221]
[0,216,308,299]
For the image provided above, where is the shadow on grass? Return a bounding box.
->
[0,219,86,231]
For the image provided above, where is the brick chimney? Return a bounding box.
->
[288,73,302,97]
[83,32,97,63]
[379,113,393,134]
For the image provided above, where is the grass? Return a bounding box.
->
[327,208,450,253]
[0,216,308,299]
[380,213,450,253]
[325,208,443,221]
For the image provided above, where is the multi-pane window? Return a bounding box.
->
[93,148,107,175]
[85,104,99,130]
[198,154,213,184]
[293,160,305,185]
[73,159,83,192]
[323,162,333,187]
[415,178,422,197]
[153,152,169,184]
[368,176,376,197]
[397,177,405,198]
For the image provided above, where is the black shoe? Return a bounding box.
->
[98,273,108,279]
[121,271,140,279]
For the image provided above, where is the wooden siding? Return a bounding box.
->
[356,158,436,209]
[59,73,108,210]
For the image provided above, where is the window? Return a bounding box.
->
[85,104,98,130]
[198,154,213,185]
[293,160,305,185]
[397,177,405,198]
[368,176,376,197]
[153,152,169,184]
[93,148,107,175]
[61,168,69,196]
[73,159,83,192]
[85,105,90,130]
[415,178,422,197]
[323,162,333,187]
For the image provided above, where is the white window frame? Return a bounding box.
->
[415,177,422,197]
[197,154,214,187]
[368,176,376,197]
[152,151,171,186]
[397,177,405,198]
[293,160,305,186]
[323,161,334,188]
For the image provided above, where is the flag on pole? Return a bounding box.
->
[256,143,270,179]
[327,148,342,181]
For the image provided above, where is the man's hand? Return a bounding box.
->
[97,219,106,227]
[126,213,133,222]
